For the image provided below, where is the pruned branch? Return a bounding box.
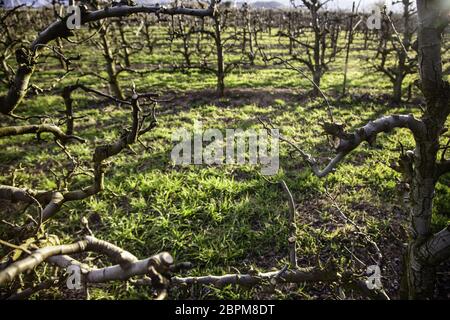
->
[0,124,85,143]
[6,277,60,300]
[0,235,172,287]
[323,115,425,154]
[172,266,339,287]
[0,2,217,115]
[417,225,450,266]
[31,5,216,51]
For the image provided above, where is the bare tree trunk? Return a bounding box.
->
[62,86,74,135]
[312,69,321,96]
[288,12,294,55]
[144,16,155,54]
[364,27,369,49]
[392,0,414,103]
[99,28,125,100]
[244,6,255,65]
[392,73,404,104]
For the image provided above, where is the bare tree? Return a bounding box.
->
[168,15,199,68]
[0,2,215,116]
[371,0,417,103]
[341,2,361,96]
[280,0,449,299]
[278,0,343,96]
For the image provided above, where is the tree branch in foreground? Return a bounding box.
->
[0,235,173,300]
[260,114,425,178]
[0,124,85,143]
[0,91,157,225]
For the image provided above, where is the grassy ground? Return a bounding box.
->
[0,20,449,300]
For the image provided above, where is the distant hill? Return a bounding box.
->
[249,1,285,9]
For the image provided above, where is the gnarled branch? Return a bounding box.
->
[0,235,170,286]
[418,225,450,266]
[0,2,216,115]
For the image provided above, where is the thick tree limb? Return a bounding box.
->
[0,124,85,143]
[6,277,60,300]
[46,251,173,281]
[171,267,389,299]
[0,239,89,285]
[31,5,215,51]
[323,115,425,154]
